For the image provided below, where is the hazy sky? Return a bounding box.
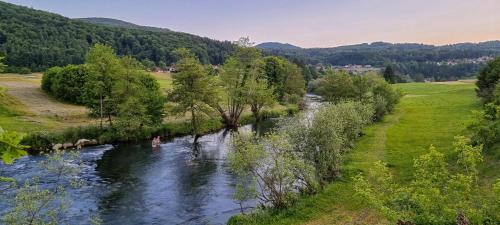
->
[4,0,500,48]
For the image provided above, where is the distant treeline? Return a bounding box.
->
[260,41,500,80]
[0,1,234,73]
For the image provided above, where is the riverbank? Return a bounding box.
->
[228,81,486,225]
[0,73,299,152]
[20,105,298,152]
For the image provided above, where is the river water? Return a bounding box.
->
[0,95,321,225]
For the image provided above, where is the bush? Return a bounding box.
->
[21,131,61,152]
[228,132,317,209]
[354,137,500,224]
[42,65,90,104]
[280,101,374,185]
[313,71,402,121]
[476,57,500,103]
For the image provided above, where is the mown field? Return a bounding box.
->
[0,72,173,132]
[232,81,493,225]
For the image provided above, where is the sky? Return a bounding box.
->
[4,0,500,48]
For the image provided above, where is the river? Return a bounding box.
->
[0,95,321,225]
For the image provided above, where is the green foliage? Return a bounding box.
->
[41,64,90,104]
[141,59,156,71]
[212,44,263,127]
[228,132,317,209]
[80,44,165,129]
[169,48,218,135]
[476,57,500,103]
[383,65,396,84]
[354,137,499,224]
[0,56,5,72]
[0,1,234,72]
[315,71,402,121]
[470,65,500,150]
[0,127,28,164]
[277,101,373,186]
[262,56,306,103]
[248,76,276,122]
[1,150,101,224]
[84,43,122,125]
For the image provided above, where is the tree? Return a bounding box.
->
[142,59,156,71]
[228,132,316,209]
[280,101,373,186]
[476,57,500,103]
[211,41,262,128]
[354,137,500,224]
[112,56,165,139]
[169,48,217,136]
[84,44,123,128]
[0,127,27,165]
[0,56,5,73]
[316,70,356,102]
[248,77,275,121]
[262,56,306,103]
[383,65,397,84]
[282,63,306,104]
[41,65,90,104]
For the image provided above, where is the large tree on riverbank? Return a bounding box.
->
[83,44,165,130]
[169,48,218,136]
[84,44,123,128]
[211,38,263,128]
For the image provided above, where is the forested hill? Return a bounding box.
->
[263,41,500,65]
[75,17,173,33]
[0,1,234,72]
[256,42,302,50]
[262,41,500,80]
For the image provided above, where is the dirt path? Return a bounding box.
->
[0,78,87,117]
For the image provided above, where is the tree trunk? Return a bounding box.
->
[251,105,261,122]
[100,95,103,129]
[191,109,197,136]
[108,113,113,126]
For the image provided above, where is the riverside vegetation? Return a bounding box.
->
[228,72,402,220]
[228,58,500,225]
[16,37,304,151]
[0,37,306,224]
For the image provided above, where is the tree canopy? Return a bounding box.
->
[0,1,234,73]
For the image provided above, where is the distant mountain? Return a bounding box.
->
[0,1,234,72]
[256,42,301,50]
[76,17,172,33]
[262,40,500,80]
[261,41,500,66]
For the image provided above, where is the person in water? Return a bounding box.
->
[152,136,161,147]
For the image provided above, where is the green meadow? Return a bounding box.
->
[230,81,492,225]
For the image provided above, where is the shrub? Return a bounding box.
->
[228,132,317,209]
[476,57,500,103]
[354,137,500,224]
[21,131,61,152]
[42,65,90,104]
[280,101,373,185]
[313,71,402,121]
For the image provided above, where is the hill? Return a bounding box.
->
[75,17,172,33]
[264,41,500,80]
[0,1,234,72]
[256,42,301,50]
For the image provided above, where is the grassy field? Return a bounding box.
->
[0,73,94,132]
[232,81,490,225]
